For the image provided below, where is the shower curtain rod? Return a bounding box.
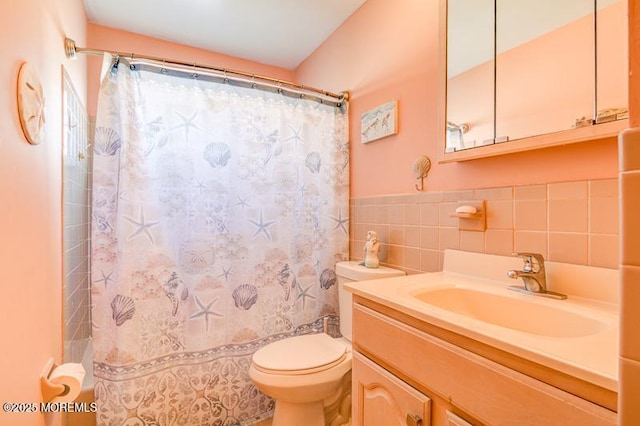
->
[64,37,349,107]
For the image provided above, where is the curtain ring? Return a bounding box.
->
[129,52,136,70]
[129,64,136,70]
[111,54,120,73]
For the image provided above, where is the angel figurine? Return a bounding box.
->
[363,230,380,268]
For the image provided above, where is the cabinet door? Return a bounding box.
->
[352,352,431,426]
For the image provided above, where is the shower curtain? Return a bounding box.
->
[90,60,349,425]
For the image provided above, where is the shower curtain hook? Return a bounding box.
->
[111,54,120,73]
[192,62,198,79]
[276,79,283,95]
[129,52,136,70]
[161,59,167,74]
[223,69,229,84]
[251,74,256,89]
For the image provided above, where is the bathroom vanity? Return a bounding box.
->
[346,250,618,425]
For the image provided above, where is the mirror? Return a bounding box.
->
[596,0,628,122]
[442,0,628,159]
[446,0,494,150]
[495,1,595,142]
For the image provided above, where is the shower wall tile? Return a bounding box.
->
[621,170,640,266]
[619,128,640,425]
[438,227,460,251]
[484,229,513,256]
[404,204,421,226]
[590,178,618,197]
[389,205,404,225]
[405,226,421,248]
[474,186,513,201]
[438,203,458,227]
[420,227,439,250]
[62,75,91,364]
[486,200,513,230]
[420,204,439,225]
[548,233,588,264]
[349,179,619,275]
[619,358,640,425]
[514,199,547,231]
[404,248,421,271]
[420,249,440,272]
[590,196,619,234]
[389,225,405,245]
[515,184,546,200]
[620,265,640,361]
[619,128,640,172]
[514,231,548,259]
[548,199,588,232]
[548,180,588,199]
[589,234,619,269]
[386,245,405,267]
[460,230,485,253]
[375,205,389,224]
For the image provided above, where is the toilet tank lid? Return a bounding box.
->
[336,261,405,281]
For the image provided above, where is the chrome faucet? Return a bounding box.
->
[507,253,566,300]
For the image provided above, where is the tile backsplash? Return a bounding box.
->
[349,179,619,274]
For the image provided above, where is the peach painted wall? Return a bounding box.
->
[86,24,297,117]
[296,0,620,198]
[0,1,87,426]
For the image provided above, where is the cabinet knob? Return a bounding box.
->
[406,413,422,426]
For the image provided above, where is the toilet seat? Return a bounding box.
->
[252,333,347,376]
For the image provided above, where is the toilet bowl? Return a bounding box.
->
[249,261,405,426]
[249,333,352,426]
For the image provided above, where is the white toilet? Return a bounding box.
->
[249,261,405,426]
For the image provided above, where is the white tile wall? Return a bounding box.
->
[62,69,91,363]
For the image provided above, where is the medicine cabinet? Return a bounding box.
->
[438,0,628,162]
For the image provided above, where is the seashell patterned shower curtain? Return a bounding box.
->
[90,62,349,425]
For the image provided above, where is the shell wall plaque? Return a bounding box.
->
[413,155,432,191]
[17,62,46,145]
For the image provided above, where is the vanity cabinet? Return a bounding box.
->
[351,299,617,426]
[353,352,431,426]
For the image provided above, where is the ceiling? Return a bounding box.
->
[83,0,367,70]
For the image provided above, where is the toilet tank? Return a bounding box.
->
[335,261,405,341]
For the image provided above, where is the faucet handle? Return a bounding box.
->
[512,252,545,272]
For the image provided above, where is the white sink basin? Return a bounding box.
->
[410,286,609,338]
[344,250,620,392]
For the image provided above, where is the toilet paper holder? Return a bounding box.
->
[40,358,71,403]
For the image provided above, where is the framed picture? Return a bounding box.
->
[360,100,398,144]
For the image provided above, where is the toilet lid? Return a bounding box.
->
[252,333,347,375]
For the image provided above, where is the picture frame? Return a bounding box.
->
[360,100,398,144]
